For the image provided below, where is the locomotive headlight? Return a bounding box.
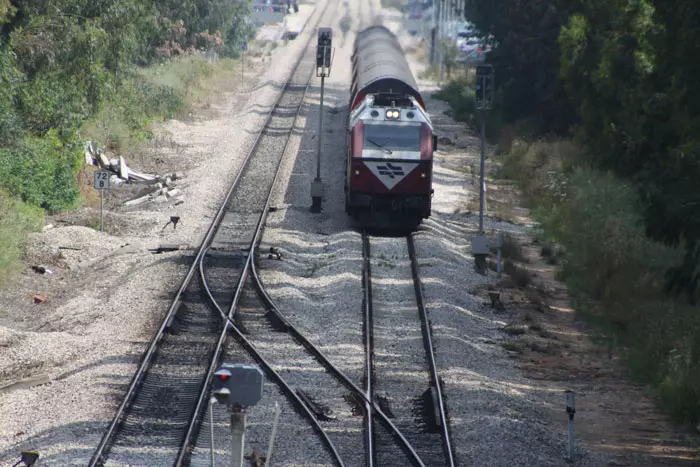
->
[420,172,427,178]
[385,109,400,120]
[354,169,360,175]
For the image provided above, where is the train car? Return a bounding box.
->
[345,25,437,229]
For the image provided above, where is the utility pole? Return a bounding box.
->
[311,28,334,213]
[471,64,494,273]
[438,0,445,81]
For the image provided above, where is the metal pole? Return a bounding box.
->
[496,231,502,276]
[230,410,245,467]
[566,390,576,462]
[316,74,324,181]
[210,398,216,467]
[310,70,325,212]
[478,108,486,233]
[241,51,244,83]
[264,402,282,467]
[100,189,104,232]
[438,0,444,80]
[567,416,574,461]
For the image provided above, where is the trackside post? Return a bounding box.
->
[311,27,334,213]
[566,390,576,462]
[471,64,494,273]
[211,363,264,467]
[94,171,110,232]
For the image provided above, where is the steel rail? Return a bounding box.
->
[407,233,456,467]
[175,0,341,463]
[88,5,329,464]
[249,237,428,467]
[361,231,376,467]
[197,252,346,467]
[176,37,328,467]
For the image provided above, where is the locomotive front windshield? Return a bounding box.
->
[363,123,421,151]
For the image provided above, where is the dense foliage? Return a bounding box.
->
[465,0,700,303]
[0,0,254,212]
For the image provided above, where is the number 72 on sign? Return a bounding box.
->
[94,171,110,190]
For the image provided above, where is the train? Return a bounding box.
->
[345,25,437,229]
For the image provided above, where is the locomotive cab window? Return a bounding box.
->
[363,123,421,151]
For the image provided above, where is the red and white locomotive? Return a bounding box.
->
[345,25,437,229]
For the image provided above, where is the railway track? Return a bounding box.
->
[89,1,453,465]
[362,231,455,467]
[87,2,336,465]
[201,230,454,466]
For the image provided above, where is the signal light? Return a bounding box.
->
[406,111,415,119]
[212,367,233,404]
[370,110,379,117]
[210,363,265,408]
[385,109,400,120]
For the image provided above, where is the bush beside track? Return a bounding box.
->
[0,2,256,286]
[435,77,700,430]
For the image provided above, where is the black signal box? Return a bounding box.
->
[317,27,332,47]
[317,27,333,69]
[475,64,494,110]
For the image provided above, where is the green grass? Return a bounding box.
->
[0,190,44,286]
[81,55,239,154]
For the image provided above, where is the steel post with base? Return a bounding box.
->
[471,65,494,273]
[209,397,216,467]
[310,73,325,213]
[566,390,576,463]
[93,171,110,232]
[230,409,246,467]
[311,28,334,213]
[100,189,104,232]
[211,363,265,467]
[479,108,486,233]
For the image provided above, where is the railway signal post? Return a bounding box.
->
[471,64,494,272]
[311,27,334,213]
[211,363,264,467]
[93,171,110,232]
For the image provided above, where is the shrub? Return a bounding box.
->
[433,75,504,138]
[0,190,43,285]
[499,137,700,424]
[0,130,81,213]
